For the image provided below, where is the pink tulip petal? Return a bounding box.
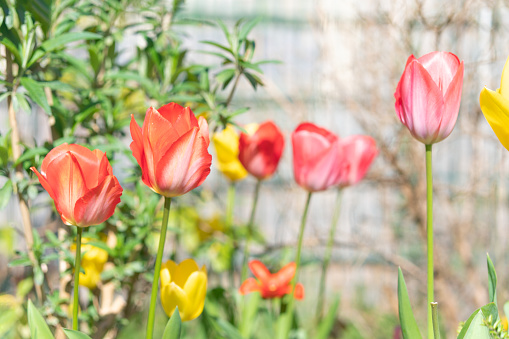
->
[338,135,378,186]
[418,52,460,96]
[438,61,464,141]
[198,116,210,146]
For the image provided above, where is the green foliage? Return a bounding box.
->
[397,267,422,339]
[28,299,55,339]
[63,329,93,339]
[163,307,182,339]
[457,303,498,339]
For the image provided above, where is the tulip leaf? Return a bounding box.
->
[457,303,498,339]
[398,268,422,339]
[63,329,92,339]
[315,295,340,339]
[239,291,260,337]
[216,318,244,339]
[487,253,498,311]
[162,307,181,339]
[28,299,55,339]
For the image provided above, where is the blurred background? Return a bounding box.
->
[1,0,509,338]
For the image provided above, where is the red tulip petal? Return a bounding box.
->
[273,262,296,287]
[67,144,104,189]
[239,278,261,295]
[41,143,71,175]
[198,116,210,146]
[249,260,271,283]
[293,122,337,143]
[130,115,151,189]
[46,153,87,225]
[418,51,460,96]
[31,167,57,202]
[158,103,199,133]
[74,175,123,227]
[294,283,305,300]
[155,127,212,197]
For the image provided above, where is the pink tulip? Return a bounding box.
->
[292,123,345,192]
[394,51,464,144]
[337,135,378,187]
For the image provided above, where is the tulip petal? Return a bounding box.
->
[294,283,305,300]
[129,115,151,189]
[46,153,87,225]
[158,103,199,134]
[500,56,509,98]
[293,122,337,143]
[40,143,71,175]
[239,278,261,295]
[173,258,200,288]
[438,61,463,141]
[160,282,189,320]
[480,87,509,151]
[249,260,271,283]
[155,127,212,197]
[31,167,57,203]
[338,135,378,186]
[67,145,105,189]
[74,175,123,227]
[273,262,296,287]
[198,116,210,145]
[418,51,460,96]
[161,260,178,285]
[183,271,207,321]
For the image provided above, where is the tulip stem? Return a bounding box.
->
[146,197,172,339]
[426,144,434,339]
[227,182,236,288]
[72,227,83,331]
[241,180,261,282]
[316,189,342,318]
[431,302,440,339]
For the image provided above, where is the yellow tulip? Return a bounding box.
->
[480,56,509,151]
[212,125,248,181]
[160,259,207,322]
[71,238,108,289]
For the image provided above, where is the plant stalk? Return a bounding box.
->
[72,227,83,330]
[431,302,440,339]
[426,144,434,339]
[241,180,261,281]
[146,197,172,339]
[316,189,342,317]
[226,182,236,288]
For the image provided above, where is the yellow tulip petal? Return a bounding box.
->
[480,87,509,151]
[500,56,509,98]
[173,259,200,288]
[217,160,248,181]
[161,260,178,283]
[79,265,100,289]
[160,266,171,286]
[182,271,207,321]
[160,282,189,320]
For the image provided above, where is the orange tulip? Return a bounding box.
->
[130,103,212,197]
[239,260,304,300]
[31,144,123,227]
[238,121,284,180]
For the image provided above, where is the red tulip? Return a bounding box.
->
[337,135,378,187]
[31,144,123,227]
[130,103,212,197]
[394,51,464,144]
[292,123,345,192]
[239,260,304,300]
[238,121,284,180]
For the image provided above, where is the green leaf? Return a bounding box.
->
[238,17,261,42]
[14,147,49,166]
[216,69,235,86]
[487,253,497,309]
[28,32,102,67]
[398,268,422,339]
[244,72,263,90]
[8,257,32,267]
[239,292,260,337]
[162,307,182,339]
[0,179,12,210]
[28,299,55,339]
[315,295,340,339]
[0,37,22,64]
[216,318,244,339]
[63,329,92,339]
[201,41,233,56]
[457,303,497,339]
[20,78,51,115]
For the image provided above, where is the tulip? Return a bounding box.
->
[239,260,304,300]
[292,123,345,192]
[238,121,284,180]
[395,51,464,144]
[337,135,378,187]
[212,125,248,181]
[160,259,207,322]
[480,56,509,151]
[130,103,212,197]
[31,143,123,227]
[71,238,109,289]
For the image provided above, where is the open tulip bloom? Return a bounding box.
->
[240,260,304,300]
[129,103,212,338]
[31,143,122,330]
[212,125,248,182]
[394,51,464,339]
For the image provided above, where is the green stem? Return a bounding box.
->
[316,189,342,318]
[241,180,261,282]
[426,144,434,339]
[146,197,172,339]
[225,72,241,107]
[431,302,440,339]
[227,182,236,288]
[72,227,83,331]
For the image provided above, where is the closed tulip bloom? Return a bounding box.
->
[337,135,378,187]
[239,260,304,300]
[31,144,123,227]
[71,238,109,289]
[130,103,212,197]
[292,123,345,192]
[212,125,248,181]
[160,259,207,322]
[395,51,464,144]
[238,121,284,180]
[480,56,509,151]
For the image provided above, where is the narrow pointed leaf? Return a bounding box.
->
[162,307,181,339]
[398,268,422,339]
[487,253,497,309]
[28,300,55,339]
[316,295,340,339]
[457,303,497,339]
[63,329,92,339]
